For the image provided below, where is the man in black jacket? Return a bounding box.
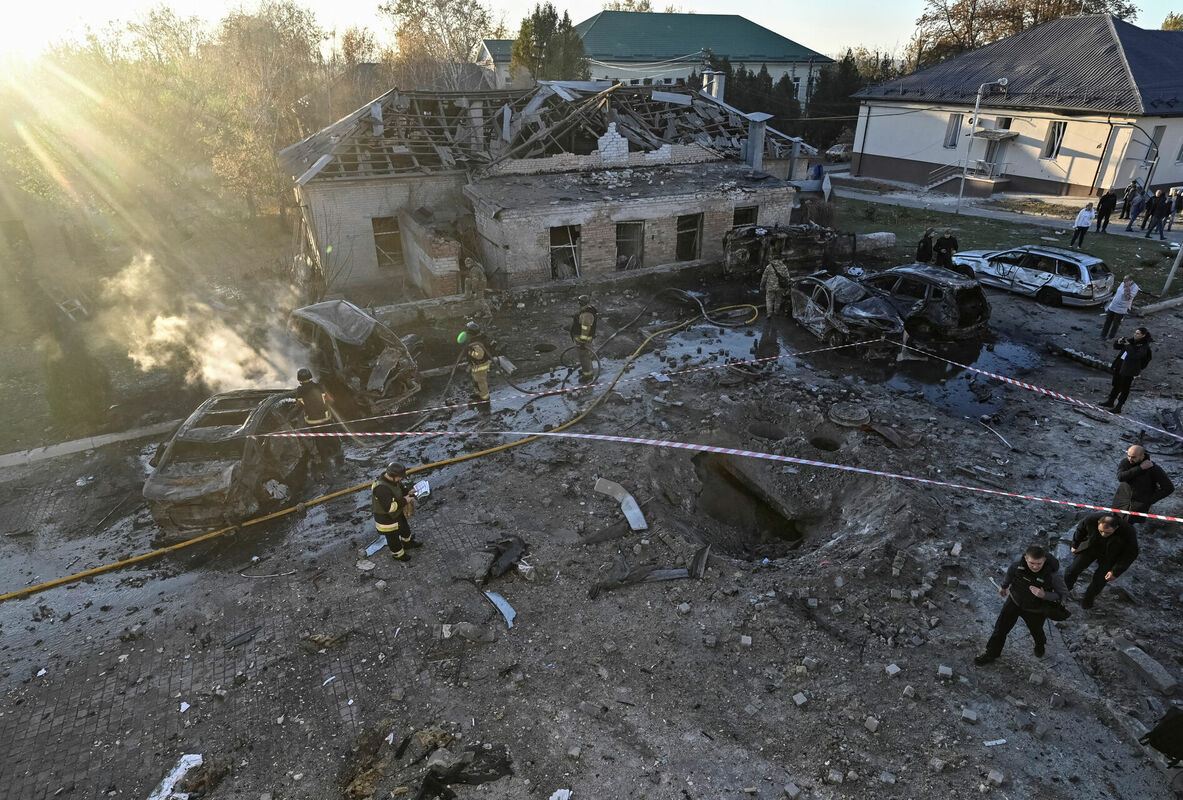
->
[1095,189,1118,233]
[1065,513,1138,609]
[974,545,1068,665]
[1113,444,1175,519]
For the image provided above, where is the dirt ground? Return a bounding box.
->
[1,261,1182,800]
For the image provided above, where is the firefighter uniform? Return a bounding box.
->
[569,298,598,383]
[295,370,341,464]
[463,330,495,402]
[759,259,792,317]
[372,466,418,560]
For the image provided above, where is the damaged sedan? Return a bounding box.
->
[289,300,421,417]
[144,390,311,539]
[790,264,990,346]
[951,245,1114,307]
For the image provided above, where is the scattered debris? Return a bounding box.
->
[483,591,516,629]
[593,477,648,531]
[485,536,529,579]
[223,627,261,648]
[146,754,203,800]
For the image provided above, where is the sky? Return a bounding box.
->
[1,0,1179,61]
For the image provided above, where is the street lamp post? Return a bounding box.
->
[956,78,1008,215]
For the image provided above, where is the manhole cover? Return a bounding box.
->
[828,402,870,427]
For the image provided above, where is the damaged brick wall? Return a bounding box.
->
[400,215,460,297]
[481,134,719,178]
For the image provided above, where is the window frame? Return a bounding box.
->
[943,113,963,149]
[675,213,703,261]
[1040,121,1067,160]
[371,216,405,269]
[733,206,759,227]
[614,221,645,271]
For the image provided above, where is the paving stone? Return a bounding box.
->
[890,589,906,600]
[987,769,1005,786]
[1118,643,1178,692]
[826,769,844,784]
[793,692,808,707]
[739,635,753,648]
[782,781,802,798]
[578,701,605,717]
[865,716,880,733]
[903,684,916,698]
[950,542,962,557]
[602,640,618,654]
[879,771,897,784]
[676,602,691,616]
[806,597,819,608]
[885,663,901,677]
[929,757,946,772]
[703,635,717,648]
[961,708,979,724]
[1050,692,1065,709]
[802,656,820,671]
[938,665,954,678]
[1029,672,1045,686]
[567,745,581,760]
[834,576,845,589]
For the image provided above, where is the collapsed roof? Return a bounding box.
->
[279,81,814,184]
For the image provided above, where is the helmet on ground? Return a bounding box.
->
[296,368,313,382]
[385,462,407,478]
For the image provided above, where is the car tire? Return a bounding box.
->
[1035,287,1062,307]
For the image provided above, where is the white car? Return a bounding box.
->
[951,245,1114,307]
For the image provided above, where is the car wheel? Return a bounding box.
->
[1035,287,1062,307]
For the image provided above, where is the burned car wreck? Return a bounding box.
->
[723,222,839,274]
[143,390,310,538]
[790,264,991,346]
[289,300,421,417]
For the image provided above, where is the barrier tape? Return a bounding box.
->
[287,337,883,434]
[899,342,1183,444]
[261,428,1183,524]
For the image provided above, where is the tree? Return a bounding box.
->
[603,0,653,9]
[511,3,589,81]
[803,50,865,148]
[379,0,503,90]
[910,0,1139,67]
[1164,12,1183,30]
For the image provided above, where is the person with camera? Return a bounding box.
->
[974,545,1068,666]
[371,462,421,562]
[1099,327,1152,414]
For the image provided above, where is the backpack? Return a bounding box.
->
[1140,706,1183,767]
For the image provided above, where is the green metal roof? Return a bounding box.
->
[574,11,831,64]
[482,39,514,63]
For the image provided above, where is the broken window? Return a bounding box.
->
[676,214,703,261]
[615,221,645,270]
[372,217,404,268]
[550,225,581,279]
[1041,122,1066,159]
[944,114,963,149]
[733,206,758,227]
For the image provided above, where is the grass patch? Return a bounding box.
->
[832,196,1180,296]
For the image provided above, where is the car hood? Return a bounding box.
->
[290,299,379,347]
[840,297,905,332]
[144,461,237,502]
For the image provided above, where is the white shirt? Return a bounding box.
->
[1106,281,1139,314]
[1074,208,1095,228]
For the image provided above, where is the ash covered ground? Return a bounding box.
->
[1,269,1182,799]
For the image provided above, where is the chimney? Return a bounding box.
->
[745,112,772,171]
[701,69,726,103]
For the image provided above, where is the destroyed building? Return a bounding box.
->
[279,81,816,304]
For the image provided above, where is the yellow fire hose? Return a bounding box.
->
[0,304,758,604]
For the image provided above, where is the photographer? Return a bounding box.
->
[1099,327,1152,414]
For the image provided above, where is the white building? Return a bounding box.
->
[852,15,1183,197]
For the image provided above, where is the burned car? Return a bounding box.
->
[789,273,905,347]
[723,222,839,274]
[289,300,421,416]
[951,245,1114,307]
[790,264,990,345]
[143,390,310,538]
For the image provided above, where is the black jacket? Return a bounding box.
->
[916,235,933,262]
[1111,337,1152,377]
[1098,192,1118,214]
[1001,555,1068,611]
[1116,456,1175,506]
[1071,514,1140,577]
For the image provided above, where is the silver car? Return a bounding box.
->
[952,245,1113,307]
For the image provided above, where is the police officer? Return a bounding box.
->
[569,295,598,383]
[458,321,496,405]
[372,462,419,561]
[974,545,1067,665]
[294,367,341,468]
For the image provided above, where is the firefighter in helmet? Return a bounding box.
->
[569,295,598,383]
[294,367,341,469]
[457,321,496,405]
[371,462,420,561]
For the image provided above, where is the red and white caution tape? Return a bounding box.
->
[262,428,1182,524]
[900,342,1183,443]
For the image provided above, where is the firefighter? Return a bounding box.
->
[458,321,496,405]
[372,462,420,561]
[464,257,487,299]
[759,258,792,317]
[294,367,342,469]
[569,294,598,383]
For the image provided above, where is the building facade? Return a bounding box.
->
[852,15,1183,197]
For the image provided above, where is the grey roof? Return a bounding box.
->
[855,15,1183,116]
[574,11,831,64]
[481,39,513,63]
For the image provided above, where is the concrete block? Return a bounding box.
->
[987,770,1005,786]
[903,684,916,698]
[929,757,946,772]
[947,576,960,588]
[865,716,880,733]
[1029,672,1045,686]
[677,602,692,616]
[1050,692,1065,708]
[793,692,808,707]
[961,708,979,723]
[1118,644,1178,692]
[783,782,802,798]
[602,640,617,654]
[938,665,954,678]
[885,663,901,677]
[806,597,819,608]
[703,635,717,648]
[950,542,963,556]
[826,769,844,784]
[879,771,897,784]
[890,589,906,600]
[567,745,581,760]
[739,635,753,648]
[802,656,820,671]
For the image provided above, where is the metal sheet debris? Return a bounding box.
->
[594,478,648,531]
[483,591,516,629]
[146,753,203,800]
